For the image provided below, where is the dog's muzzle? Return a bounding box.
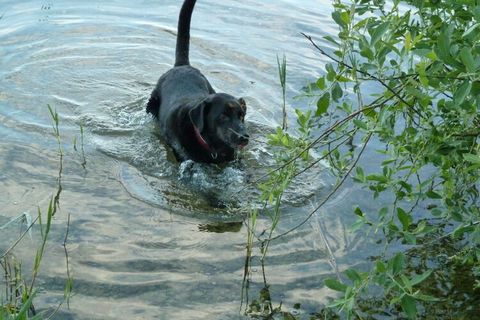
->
[229,126,249,148]
[238,133,249,148]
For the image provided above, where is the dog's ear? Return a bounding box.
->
[190,101,208,132]
[238,98,247,113]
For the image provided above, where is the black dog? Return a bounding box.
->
[146,0,249,163]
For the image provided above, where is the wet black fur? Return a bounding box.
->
[146,0,248,163]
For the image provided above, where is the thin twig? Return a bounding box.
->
[356,73,473,82]
[309,200,341,280]
[293,131,355,179]
[80,124,87,169]
[265,132,373,243]
[422,220,480,247]
[1,217,39,259]
[237,103,379,194]
[63,212,72,308]
[260,259,273,312]
[46,299,64,320]
[301,32,424,119]
[228,128,257,142]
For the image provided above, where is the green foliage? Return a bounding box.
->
[1,107,73,319]
[247,0,480,318]
[316,0,480,317]
[320,0,480,317]
[243,58,318,319]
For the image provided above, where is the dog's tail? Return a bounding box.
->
[175,0,196,67]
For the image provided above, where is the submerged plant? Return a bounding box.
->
[73,123,87,169]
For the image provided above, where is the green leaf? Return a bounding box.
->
[331,82,343,101]
[426,190,442,199]
[376,260,386,273]
[400,274,412,291]
[460,47,477,73]
[326,299,347,309]
[370,22,390,46]
[462,23,480,38]
[454,80,472,105]
[379,207,388,219]
[316,92,330,116]
[316,76,326,90]
[463,153,480,164]
[426,50,437,61]
[350,219,366,232]
[360,45,374,60]
[414,293,440,302]
[436,26,453,64]
[391,252,405,275]
[404,233,417,245]
[353,119,368,130]
[324,278,348,292]
[332,11,347,28]
[354,206,364,217]
[397,208,411,231]
[410,269,432,286]
[405,31,412,51]
[340,11,351,25]
[452,224,475,238]
[326,63,336,81]
[336,74,351,82]
[355,166,365,182]
[333,49,343,58]
[323,35,340,46]
[16,290,36,320]
[401,295,417,319]
[398,180,413,193]
[416,61,429,86]
[366,174,387,183]
[474,7,480,23]
[412,220,427,233]
[345,268,362,282]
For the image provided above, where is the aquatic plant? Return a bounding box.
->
[1,106,74,319]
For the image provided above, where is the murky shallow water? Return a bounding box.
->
[1,1,379,319]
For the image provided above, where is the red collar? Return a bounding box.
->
[192,123,218,160]
[193,125,212,152]
[189,108,218,159]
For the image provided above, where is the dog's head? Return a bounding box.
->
[190,93,249,150]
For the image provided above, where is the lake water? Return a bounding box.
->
[0,1,380,319]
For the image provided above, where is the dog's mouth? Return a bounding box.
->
[238,140,248,149]
[235,134,249,149]
[228,128,249,149]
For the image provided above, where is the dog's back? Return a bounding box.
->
[149,66,212,130]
